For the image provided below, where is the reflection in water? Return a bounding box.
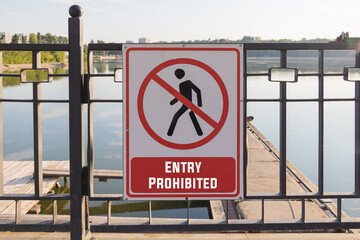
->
[5,148,33,161]
[247,56,358,217]
[94,62,107,73]
[93,61,122,73]
[42,107,68,120]
[40,180,210,219]
[324,50,355,73]
[107,62,122,72]
[247,50,355,73]
[324,102,354,192]
[247,57,279,73]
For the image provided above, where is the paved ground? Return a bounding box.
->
[1,232,360,240]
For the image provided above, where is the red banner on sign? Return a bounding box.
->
[129,157,236,195]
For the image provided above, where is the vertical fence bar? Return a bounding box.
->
[261,199,265,222]
[33,51,43,197]
[53,200,58,224]
[318,50,324,195]
[87,51,94,197]
[149,201,152,224]
[187,200,190,224]
[301,199,305,222]
[226,200,229,223]
[243,49,248,198]
[279,49,287,196]
[0,51,3,196]
[15,200,21,224]
[337,198,342,222]
[355,50,360,194]
[107,200,111,225]
[69,5,86,240]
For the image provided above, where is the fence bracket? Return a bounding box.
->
[82,166,89,196]
[82,74,89,104]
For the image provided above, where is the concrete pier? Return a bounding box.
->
[235,123,345,222]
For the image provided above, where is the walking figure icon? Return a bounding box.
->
[167,69,203,136]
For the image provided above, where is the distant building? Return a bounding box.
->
[240,36,261,43]
[126,40,134,43]
[18,33,29,43]
[138,38,151,43]
[0,32,29,43]
[0,32,13,43]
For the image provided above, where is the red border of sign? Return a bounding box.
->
[138,58,229,150]
[125,47,241,198]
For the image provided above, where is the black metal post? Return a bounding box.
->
[33,51,43,197]
[68,5,88,240]
[279,50,287,196]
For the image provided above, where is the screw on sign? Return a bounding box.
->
[124,45,243,200]
[137,58,229,150]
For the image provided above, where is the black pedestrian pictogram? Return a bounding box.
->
[167,69,203,136]
[137,57,229,150]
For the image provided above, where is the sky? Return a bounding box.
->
[1,0,360,44]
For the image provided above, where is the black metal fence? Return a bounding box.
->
[0,5,360,240]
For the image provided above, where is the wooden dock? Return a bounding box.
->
[0,160,69,215]
[43,167,123,182]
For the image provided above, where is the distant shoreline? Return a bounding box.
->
[2,62,67,71]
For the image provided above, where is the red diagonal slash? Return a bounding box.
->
[151,73,218,128]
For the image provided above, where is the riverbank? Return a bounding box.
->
[2,62,68,71]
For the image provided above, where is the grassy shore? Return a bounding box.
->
[2,62,67,71]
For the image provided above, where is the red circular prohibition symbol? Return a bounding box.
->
[137,58,229,150]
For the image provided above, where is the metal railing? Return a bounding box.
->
[84,42,360,232]
[0,5,360,240]
[0,9,86,239]
[0,43,70,234]
[244,43,360,201]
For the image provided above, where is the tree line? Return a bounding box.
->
[165,36,333,44]
[3,34,335,45]
[4,33,68,44]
